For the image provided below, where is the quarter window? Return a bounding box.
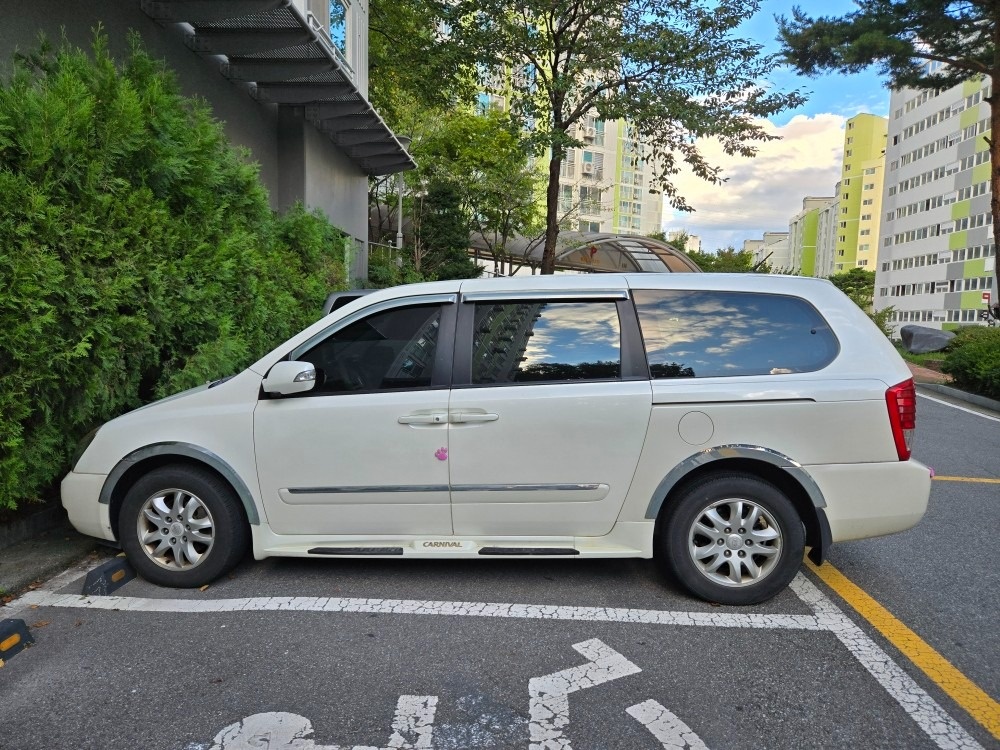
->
[300,305,442,393]
[471,302,621,384]
[633,290,839,378]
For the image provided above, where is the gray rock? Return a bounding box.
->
[900,324,955,354]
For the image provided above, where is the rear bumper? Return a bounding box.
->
[61,472,115,541]
[810,459,931,542]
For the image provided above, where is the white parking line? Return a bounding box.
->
[791,575,982,750]
[13,590,824,630]
[11,568,987,750]
[918,392,1000,422]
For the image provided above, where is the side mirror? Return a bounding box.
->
[262,361,318,396]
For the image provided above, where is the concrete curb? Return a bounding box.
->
[0,503,68,552]
[917,383,1000,413]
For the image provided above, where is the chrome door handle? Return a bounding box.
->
[450,411,499,424]
[398,412,449,425]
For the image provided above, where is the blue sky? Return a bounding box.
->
[663,0,895,253]
[744,0,891,124]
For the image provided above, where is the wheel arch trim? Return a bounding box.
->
[645,444,831,564]
[98,442,260,525]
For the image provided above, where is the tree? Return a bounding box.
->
[416,110,544,276]
[448,0,804,274]
[827,267,877,309]
[367,0,476,126]
[827,267,896,337]
[687,247,765,273]
[778,0,1000,294]
[416,178,484,280]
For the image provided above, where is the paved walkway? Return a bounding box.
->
[907,362,952,385]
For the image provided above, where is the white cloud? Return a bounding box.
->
[663,114,847,252]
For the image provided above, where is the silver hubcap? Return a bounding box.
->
[136,489,215,571]
[687,498,782,587]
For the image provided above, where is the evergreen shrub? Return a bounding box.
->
[941,326,1000,400]
[0,33,347,509]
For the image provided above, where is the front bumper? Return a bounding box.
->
[61,472,115,541]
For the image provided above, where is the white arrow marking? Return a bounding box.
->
[627,700,711,749]
[209,695,437,750]
[528,638,642,750]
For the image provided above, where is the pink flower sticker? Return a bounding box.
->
[435,447,448,461]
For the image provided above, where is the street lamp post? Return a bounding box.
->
[395,136,411,250]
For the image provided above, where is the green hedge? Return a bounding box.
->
[941,326,1000,401]
[0,33,348,510]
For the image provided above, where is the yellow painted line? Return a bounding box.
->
[807,559,1000,740]
[933,476,1000,484]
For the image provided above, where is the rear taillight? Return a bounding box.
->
[885,379,916,460]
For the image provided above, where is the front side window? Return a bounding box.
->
[633,290,839,378]
[300,304,442,394]
[471,301,621,384]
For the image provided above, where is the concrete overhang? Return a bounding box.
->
[140,0,415,175]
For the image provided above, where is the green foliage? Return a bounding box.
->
[778,1,995,92]
[942,326,1000,400]
[367,0,477,127]
[418,179,483,280]
[0,34,347,509]
[366,247,428,288]
[827,268,876,309]
[825,268,894,338]
[685,247,762,273]
[413,109,542,275]
[447,0,805,272]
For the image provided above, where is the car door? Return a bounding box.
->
[253,293,457,537]
[447,288,653,537]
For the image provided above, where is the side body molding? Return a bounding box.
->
[98,442,260,525]
[645,444,828,520]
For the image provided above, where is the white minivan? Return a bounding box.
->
[63,274,931,604]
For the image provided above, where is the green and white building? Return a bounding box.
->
[835,114,888,273]
[875,71,996,330]
[557,118,664,236]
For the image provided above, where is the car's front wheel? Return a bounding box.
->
[120,465,249,588]
[658,472,804,605]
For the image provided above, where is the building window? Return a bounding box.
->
[858,259,868,266]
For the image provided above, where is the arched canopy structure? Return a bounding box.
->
[469,231,702,273]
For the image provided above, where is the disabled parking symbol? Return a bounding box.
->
[208,638,710,749]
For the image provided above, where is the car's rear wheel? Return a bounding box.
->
[658,472,804,605]
[120,465,249,588]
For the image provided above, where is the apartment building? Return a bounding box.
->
[875,72,997,330]
[834,114,888,273]
[789,196,837,276]
[744,232,791,270]
[557,118,664,236]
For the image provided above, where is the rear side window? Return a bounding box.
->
[633,290,839,378]
[471,301,621,384]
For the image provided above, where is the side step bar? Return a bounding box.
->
[478,547,580,556]
[308,547,404,556]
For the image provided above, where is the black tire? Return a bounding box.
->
[119,465,249,588]
[656,472,804,605]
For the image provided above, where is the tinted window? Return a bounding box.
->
[301,305,442,393]
[633,290,839,378]
[472,302,621,384]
